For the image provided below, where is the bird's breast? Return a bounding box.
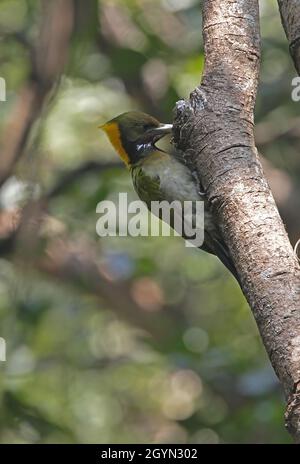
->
[139,154,200,202]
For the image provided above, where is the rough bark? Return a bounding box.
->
[173,0,300,441]
[278,0,300,74]
[260,157,300,247]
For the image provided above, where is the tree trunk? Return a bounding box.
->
[173,0,300,441]
[278,0,300,74]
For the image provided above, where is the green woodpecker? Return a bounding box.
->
[100,111,238,280]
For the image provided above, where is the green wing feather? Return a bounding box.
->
[131,166,166,206]
[131,161,240,282]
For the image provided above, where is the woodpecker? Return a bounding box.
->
[100,111,238,281]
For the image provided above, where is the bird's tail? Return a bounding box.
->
[201,232,241,286]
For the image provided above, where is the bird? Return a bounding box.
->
[100,111,239,281]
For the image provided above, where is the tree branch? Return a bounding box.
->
[278,1,300,75]
[46,160,122,199]
[260,157,300,247]
[0,0,74,188]
[173,0,300,441]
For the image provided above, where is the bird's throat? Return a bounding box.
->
[101,122,130,166]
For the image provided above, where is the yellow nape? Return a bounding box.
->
[100,122,130,166]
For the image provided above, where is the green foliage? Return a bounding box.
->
[0,0,297,444]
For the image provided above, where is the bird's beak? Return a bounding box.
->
[144,123,173,143]
[136,123,173,144]
[152,123,173,136]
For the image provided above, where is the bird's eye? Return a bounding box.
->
[143,124,152,131]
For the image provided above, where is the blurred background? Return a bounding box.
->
[0,0,299,444]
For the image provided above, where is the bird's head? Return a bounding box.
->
[100,111,173,167]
